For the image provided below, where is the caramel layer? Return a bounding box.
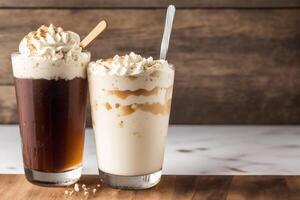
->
[103,99,172,116]
[105,102,112,110]
[127,76,138,80]
[119,105,135,115]
[107,86,173,100]
[149,71,160,78]
[139,99,171,115]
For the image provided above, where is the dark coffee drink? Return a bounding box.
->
[15,78,87,172]
[12,24,91,186]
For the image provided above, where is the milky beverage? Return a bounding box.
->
[88,53,174,181]
[11,24,90,185]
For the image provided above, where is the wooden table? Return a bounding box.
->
[0,175,299,199]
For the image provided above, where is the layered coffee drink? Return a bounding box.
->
[11,24,90,185]
[88,52,174,189]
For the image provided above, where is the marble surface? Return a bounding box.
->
[0,125,300,175]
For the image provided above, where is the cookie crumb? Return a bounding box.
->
[74,183,80,192]
[84,191,89,196]
[64,182,102,198]
[93,188,97,194]
[69,190,74,196]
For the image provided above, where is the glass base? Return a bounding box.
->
[24,167,82,186]
[98,169,162,190]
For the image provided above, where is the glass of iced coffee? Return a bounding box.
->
[88,52,174,189]
[11,24,90,186]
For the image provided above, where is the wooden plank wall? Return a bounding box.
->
[0,1,300,125]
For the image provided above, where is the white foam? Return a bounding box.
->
[12,52,90,80]
[89,52,172,76]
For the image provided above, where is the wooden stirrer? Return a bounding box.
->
[80,20,107,48]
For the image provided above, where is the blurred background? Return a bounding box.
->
[1,0,300,125]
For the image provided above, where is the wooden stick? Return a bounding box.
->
[80,20,107,48]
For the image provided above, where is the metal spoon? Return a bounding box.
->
[160,5,176,60]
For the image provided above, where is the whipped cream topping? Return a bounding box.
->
[89,52,171,76]
[19,24,82,60]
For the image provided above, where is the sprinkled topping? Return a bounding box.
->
[19,24,82,61]
[89,52,171,76]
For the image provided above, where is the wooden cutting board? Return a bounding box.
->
[0,175,299,200]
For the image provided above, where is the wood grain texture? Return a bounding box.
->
[1,9,300,124]
[285,176,300,200]
[0,175,298,200]
[227,176,290,200]
[0,86,17,124]
[0,0,299,8]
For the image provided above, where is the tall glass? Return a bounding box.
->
[11,52,90,186]
[88,60,175,189]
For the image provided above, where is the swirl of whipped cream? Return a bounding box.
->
[19,24,82,60]
[89,52,171,76]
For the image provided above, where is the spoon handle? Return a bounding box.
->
[160,5,176,60]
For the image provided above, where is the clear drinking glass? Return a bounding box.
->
[88,62,175,189]
[11,52,90,186]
